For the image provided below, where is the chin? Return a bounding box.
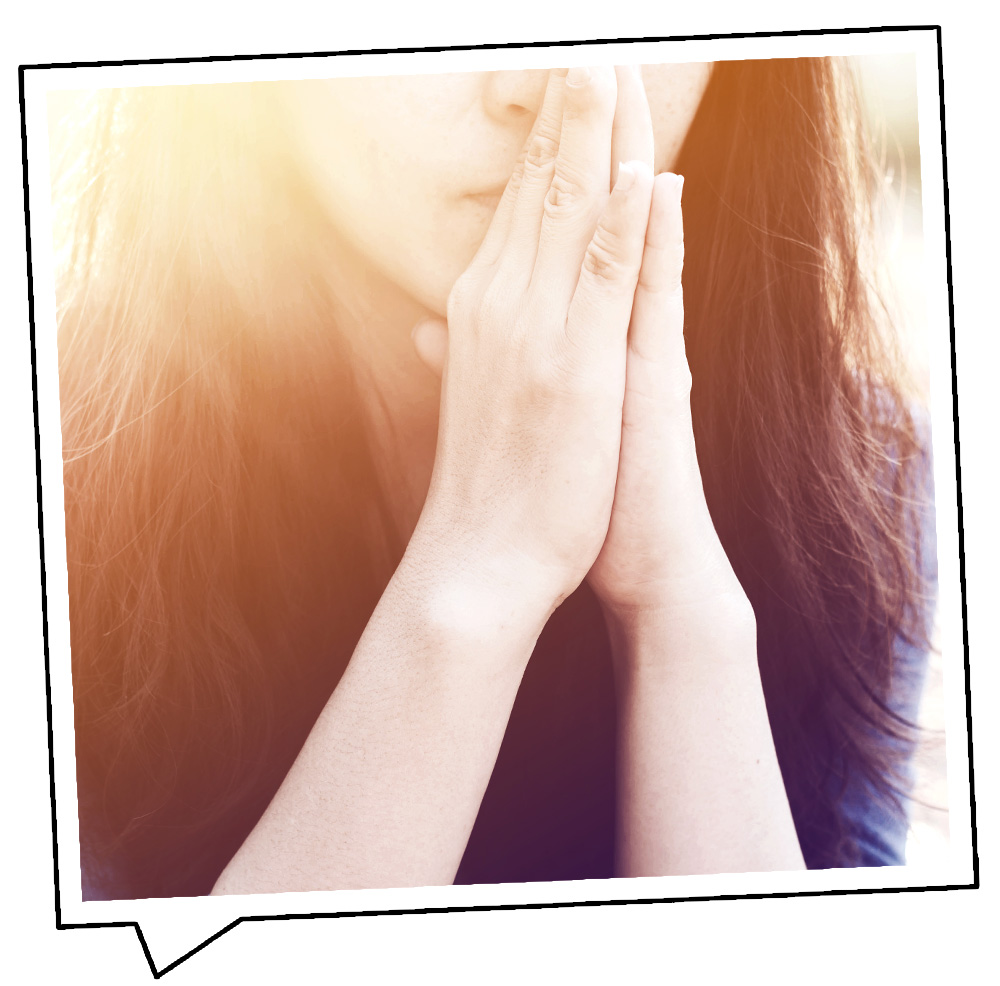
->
[407,277,455,319]
[429,257,480,316]
[406,228,491,317]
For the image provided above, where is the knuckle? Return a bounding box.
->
[543,173,585,217]
[446,277,471,322]
[525,130,559,171]
[447,272,517,331]
[505,167,524,198]
[474,278,514,329]
[523,356,563,401]
[583,227,630,283]
[446,270,479,321]
[518,329,573,395]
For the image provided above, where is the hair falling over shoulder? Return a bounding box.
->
[56,83,400,896]
[676,58,935,865]
[54,59,934,897]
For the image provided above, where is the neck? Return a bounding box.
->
[321,237,443,549]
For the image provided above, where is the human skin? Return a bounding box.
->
[408,66,806,877]
[215,66,657,892]
[213,66,804,893]
[281,63,711,320]
[280,63,717,555]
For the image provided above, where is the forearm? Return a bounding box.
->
[212,539,552,895]
[608,595,806,878]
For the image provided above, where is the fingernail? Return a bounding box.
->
[676,174,685,201]
[615,161,636,191]
[566,66,592,88]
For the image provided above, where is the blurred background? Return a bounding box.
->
[855,52,949,869]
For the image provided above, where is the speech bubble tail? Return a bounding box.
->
[137,910,243,976]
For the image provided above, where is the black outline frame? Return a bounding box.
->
[19,24,977,979]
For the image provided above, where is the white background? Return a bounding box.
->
[3,3,995,982]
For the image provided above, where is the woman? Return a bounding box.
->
[52,57,936,900]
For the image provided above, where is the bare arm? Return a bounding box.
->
[213,541,552,893]
[213,66,656,895]
[607,600,805,877]
[589,66,804,877]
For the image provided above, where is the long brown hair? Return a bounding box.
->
[53,58,933,897]
[677,58,934,865]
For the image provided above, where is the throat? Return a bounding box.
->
[361,356,441,549]
[316,227,445,549]
[336,294,441,550]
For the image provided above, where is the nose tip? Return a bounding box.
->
[481,69,550,121]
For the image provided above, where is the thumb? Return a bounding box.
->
[411,317,449,378]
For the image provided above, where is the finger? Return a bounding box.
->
[498,75,569,274]
[565,159,654,351]
[628,172,688,393]
[624,172,701,480]
[471,68,568,270]
[412,317,448,378]
[528,65,618,312]
[610,65,655,187]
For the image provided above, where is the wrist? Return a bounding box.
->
[399,518,564,655]
[601,577,758,677]
[592,539,750,629]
